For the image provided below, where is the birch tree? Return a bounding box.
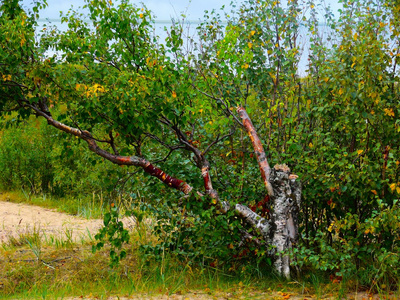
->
[0,0,302,277]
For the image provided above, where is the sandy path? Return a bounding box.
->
[0,200,135,244]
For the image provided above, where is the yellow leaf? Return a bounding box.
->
[33,77,41,85]
[199,109,203,113]
[250,30,256,36]
[2,74,12,81]
[357,149,363,155]
[389,183,396,191]
[351,62,355,68]
[139,13,144,18]
[353,33,358,40]
[172,91,177,98]
[371,190,377,196]
[211,199,217,205]
[243,63,249,69]
[275,43,279,48]
[309,142,313,148]
[248,42,253,49]
[396,186,400,194]
[384,108,394,117]
[396,161,400,166]
[323,77,329,82]
[328,221,334,232]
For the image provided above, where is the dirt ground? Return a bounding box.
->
[0,200,135,244]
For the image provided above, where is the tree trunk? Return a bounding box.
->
[29,102,301,278]
[270,164,301,279]
[237,107,301,278]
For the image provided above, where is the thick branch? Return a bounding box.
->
[237,107,274,196]
[27,104,193,195]
[235,204,271,242]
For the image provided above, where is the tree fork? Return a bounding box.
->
[237,106,301,279]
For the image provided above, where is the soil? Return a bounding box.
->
[0,200,135,244]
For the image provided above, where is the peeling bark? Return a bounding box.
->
[270,164,301,279]
[236,107,274,196]
[144,163,193,194]
[236,107,301,279]
[235,204,271,243]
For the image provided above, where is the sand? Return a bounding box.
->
[0,200,135,244]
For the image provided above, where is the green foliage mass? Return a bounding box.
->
[0,117,127,197]
[0,0,399,284]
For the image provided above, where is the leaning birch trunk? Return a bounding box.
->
[237,107,301,279]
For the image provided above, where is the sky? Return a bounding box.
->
[20,0,342,22]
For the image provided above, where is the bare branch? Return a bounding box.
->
[109,131,119,155]
[193,86,242,126]
[203,127,236,156]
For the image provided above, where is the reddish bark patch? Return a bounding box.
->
[144,163,191,194]
[117,156,132,164]
[237,107,274,196]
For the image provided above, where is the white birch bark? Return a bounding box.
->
[270,164,301,279]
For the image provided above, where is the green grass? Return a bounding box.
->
[0,245,299,299]
[0,215,308,299]
[1,192,400,299]
[1,227,399,300]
